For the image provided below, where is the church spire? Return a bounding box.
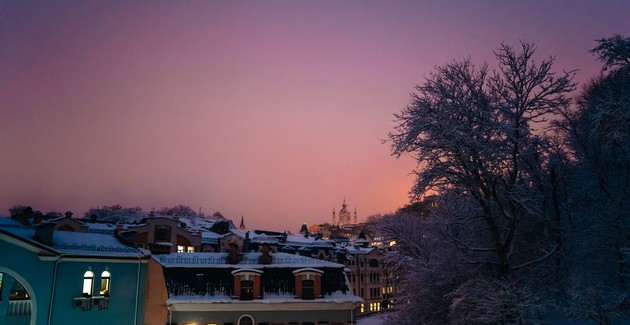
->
[239,215,245,229]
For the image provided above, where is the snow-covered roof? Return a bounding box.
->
[285,234,316,243]
[84,223,126,234]
[0,216,23,227]
[345,245,375,255]
[229,228,250,238]
[249,235,280,244]
[154,252,344,269]
[51,231,147,257]
[201,231,222,239]
[0,219,147,258]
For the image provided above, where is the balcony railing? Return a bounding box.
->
[7,300,31,316]
[158,254,340,266]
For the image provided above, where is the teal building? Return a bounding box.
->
[0,217,149,325]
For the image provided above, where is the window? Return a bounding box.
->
[178,245,196,253]
[302,279,315,300]
[100,270,111,296]
[9,277,29,300]
[83,270,94,297]
[155,225,171,241]
[241,280,254,300]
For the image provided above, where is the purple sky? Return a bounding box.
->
[1,1,628,231]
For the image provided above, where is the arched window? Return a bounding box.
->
[83,270,94,297]
[238,314,254,325]
[8,276,29,300]
[100,270,111,296]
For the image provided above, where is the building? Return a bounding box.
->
[332,199,357,226]
[151,250,362,325]
[47,212,89,233]
[128,214,202,254]
[0,217,149,325]
[344,244,394,316]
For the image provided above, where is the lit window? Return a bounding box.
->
[100,270,111,296]
[177,245,185,252]
[360,303,364,313]
[83,270,94,297]
[240,279,254,300]
[187,246,195,253]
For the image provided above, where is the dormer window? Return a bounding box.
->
[241,279,254,300]
[231,269,263,301]
[302,279,315,300]
[292,268,323,300]
[155,225,171,241]
[100,270,111,296]
[83,270,94,297]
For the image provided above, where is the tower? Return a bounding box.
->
[239,216,245,229]
[338,198,351,225]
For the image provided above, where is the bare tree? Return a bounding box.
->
[389,41,575,278]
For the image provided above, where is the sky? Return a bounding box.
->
[0,1,628,231]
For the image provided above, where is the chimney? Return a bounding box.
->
[33,214,43,225]
[116,230,137,247]
[34,222,55,246]
[114,221,124,236]
[244,231,250,252]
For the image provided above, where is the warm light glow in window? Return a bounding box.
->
[177,245,185,252]
[83,270,94,296]
[360,303,364,313]
[100,270,111,296]
[389,240,396,246]
[187,246,195,253]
